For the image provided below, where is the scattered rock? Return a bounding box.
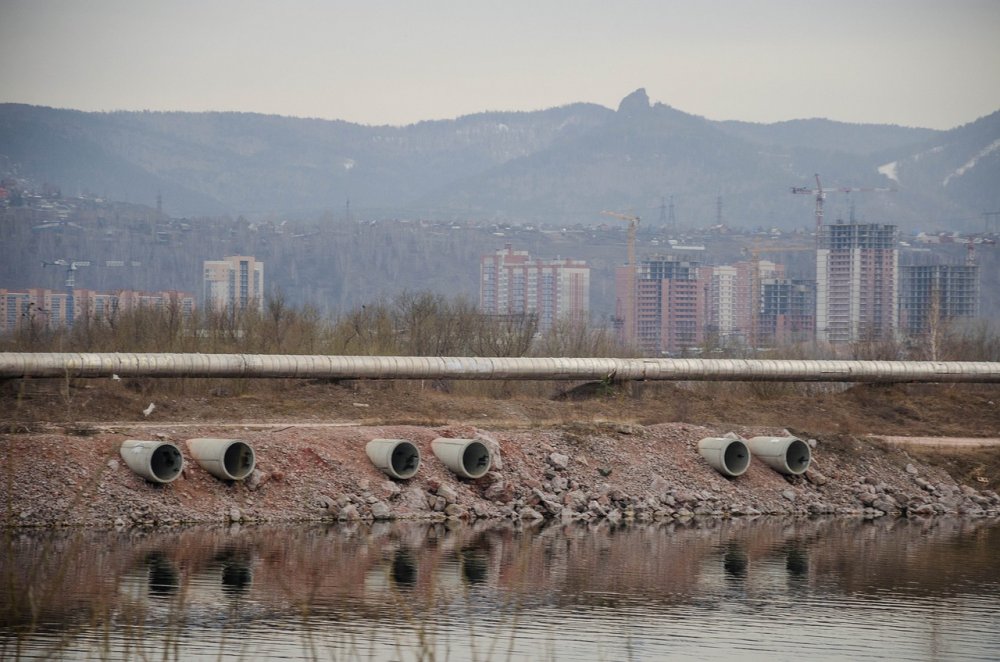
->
[519,506,544,521]
[905,463,919,475]
[650,474,671,495]
[477,433,504,470]
[370,501,392,520]
[437,484,460,504]
[337,504,361,521]
[872,498,897,513]
[484,480,514,503]
[548,452,570,470]
[805,470,829,486]
[781,490,797,502]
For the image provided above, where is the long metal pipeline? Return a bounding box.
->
[1,352,999,383]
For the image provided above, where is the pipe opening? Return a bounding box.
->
[367,439,421,480]
[697,437,750,477]
[461,442,491,478]
[723,441,751,475]
[747,436,811,475]
[431,438,493,479]
[784,439,811,474]
[150,445,183,482]
[390,442,420,479]
[223,441,256,480]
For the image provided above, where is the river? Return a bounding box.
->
[2,517,998,661]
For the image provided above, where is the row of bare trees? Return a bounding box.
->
[0,290,621,359]
[2,289,997,362]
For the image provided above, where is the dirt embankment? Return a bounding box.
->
[2,379,999,529]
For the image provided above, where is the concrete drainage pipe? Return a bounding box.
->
[697,437,751,477]
[120,440,184,484]
[366,439,421,480]
[748,436,811,475]
[431,438,492,479]
[186,438,256,481]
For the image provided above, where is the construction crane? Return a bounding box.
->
[42,259,91,327]
[743,242,814,349]
[791,173,895,237]
[601,210,641,340]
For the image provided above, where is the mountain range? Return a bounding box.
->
[2,89,998,232]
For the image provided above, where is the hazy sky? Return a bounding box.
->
[2,0,998,130]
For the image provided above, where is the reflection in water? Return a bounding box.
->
[722,542,748,579]
[2,517,999,661]
[461,548,488,585]
[221,561,253,595]
[145,551,179,597]
[214,545,253,595]
[390,549,417,589]
[785,544,809,577]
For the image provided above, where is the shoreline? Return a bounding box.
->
[4,420,999,530]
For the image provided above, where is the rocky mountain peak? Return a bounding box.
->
[616,88,651,116]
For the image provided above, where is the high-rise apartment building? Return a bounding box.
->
[899,264,979,337]
[706,260,783,344]
[816,223,898,343]
[0,288,195,332]
[479,245,589,332]
[203,256,265,313]
[616,256,706,354]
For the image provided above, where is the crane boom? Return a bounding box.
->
[791,173,896,237]
[42,258,90,326]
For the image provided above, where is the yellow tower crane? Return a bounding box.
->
[601,210,640,341]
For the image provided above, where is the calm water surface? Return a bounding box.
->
[2,517,999,661]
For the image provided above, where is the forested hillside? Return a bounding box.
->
[3,91,997,232]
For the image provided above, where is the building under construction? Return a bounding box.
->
[899,264,979,337]
[759,278,817,346]
[617,256,705,354]
[816,223,898,343]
